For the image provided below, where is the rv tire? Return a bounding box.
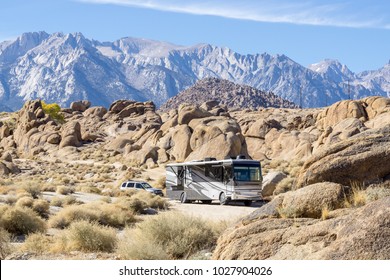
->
[243,200,252,206]
[180,192,188,204]
[219,192,229,205]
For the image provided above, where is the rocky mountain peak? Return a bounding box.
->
[160,78,297,111]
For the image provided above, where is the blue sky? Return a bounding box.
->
[0,0,389,72]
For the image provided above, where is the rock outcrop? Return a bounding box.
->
[213,197,390,260]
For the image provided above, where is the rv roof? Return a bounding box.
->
[166,158,260,167]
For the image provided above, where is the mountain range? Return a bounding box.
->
[0,31,389,111]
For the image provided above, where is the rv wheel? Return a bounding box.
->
[244,200,252,206]
[180,192,188,204]
[219,192,229,205]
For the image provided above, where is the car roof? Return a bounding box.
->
[123,180,147,183]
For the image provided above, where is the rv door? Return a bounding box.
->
[223,166,234,194]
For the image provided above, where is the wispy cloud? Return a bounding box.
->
[77,0,389,29]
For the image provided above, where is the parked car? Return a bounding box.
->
[120,180,164,196]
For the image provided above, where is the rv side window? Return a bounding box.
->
[209,166,224,182]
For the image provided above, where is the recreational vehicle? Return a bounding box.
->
[166,156,263,206]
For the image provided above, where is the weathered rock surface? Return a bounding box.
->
[261,171,287,197]
[297,126,390,187]
[213,197,390,260]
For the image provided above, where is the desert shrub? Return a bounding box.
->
[99,196,112,203]
[0,227,12,259]
[41,101,64,123]
[32,199,50,218]
[4,195,17,205]
[41,184,57,192]
[21,233,52,254]
[155,176,166,190]
[63,221,117,252]
[273,177,295,195]
[0,206,47,235]
[56,186,75,195]
[96,203,137,228]
[114,192,169,214]
[49,205,99,229]
[50,196,64,207]
[117,212,220,260]
[15,196,34,208]
[22,183,42,199]
[49,202,136,229]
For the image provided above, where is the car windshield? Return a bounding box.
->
[233,164,261,182]
[141,183,152,189]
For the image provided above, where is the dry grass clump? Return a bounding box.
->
[55,221,117,253]
[22,182,42,199]
[40,184,57,192]
[117,212,221,260]
[32,199,50,218]
[0,227,12,259]
[321,205,331,221]
[49,202,136,229]
[50,195,80,207]
[21,233,53,254]
[48,205,99,229]
[273,177,295,195]
[56,186,75,195]
[114,191,169,214]
[344,182,367,208]
[155,176,166,190]
[15,196,34,208]
[0,206,47,235]
[0,185,15,194]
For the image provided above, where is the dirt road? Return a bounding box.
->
[169,200,265,223]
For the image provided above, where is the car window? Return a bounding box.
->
[121,183,126,188]
[127,183,135,188]
[135,183,143,189]
[141,183,152,189]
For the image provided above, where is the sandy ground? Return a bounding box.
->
[169,200,264,222]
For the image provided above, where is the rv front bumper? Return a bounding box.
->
[231,191,262,201]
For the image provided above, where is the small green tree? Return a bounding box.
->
[41,101,65,123]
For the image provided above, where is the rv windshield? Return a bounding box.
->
[233,165,261,182]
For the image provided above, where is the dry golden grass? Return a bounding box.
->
[0,227,12,259]
[0,206,47,235]
[273,177,295,195]
[22,182,42,199]
[321,205,331,221]
[32,199,50,218]
[49,202,136,229]
[21,233,53,254]
[56,186,75,195]
[54,221,117,253]
[117,212,222,260]
[344,181,367,208]
[15,196,34,208]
